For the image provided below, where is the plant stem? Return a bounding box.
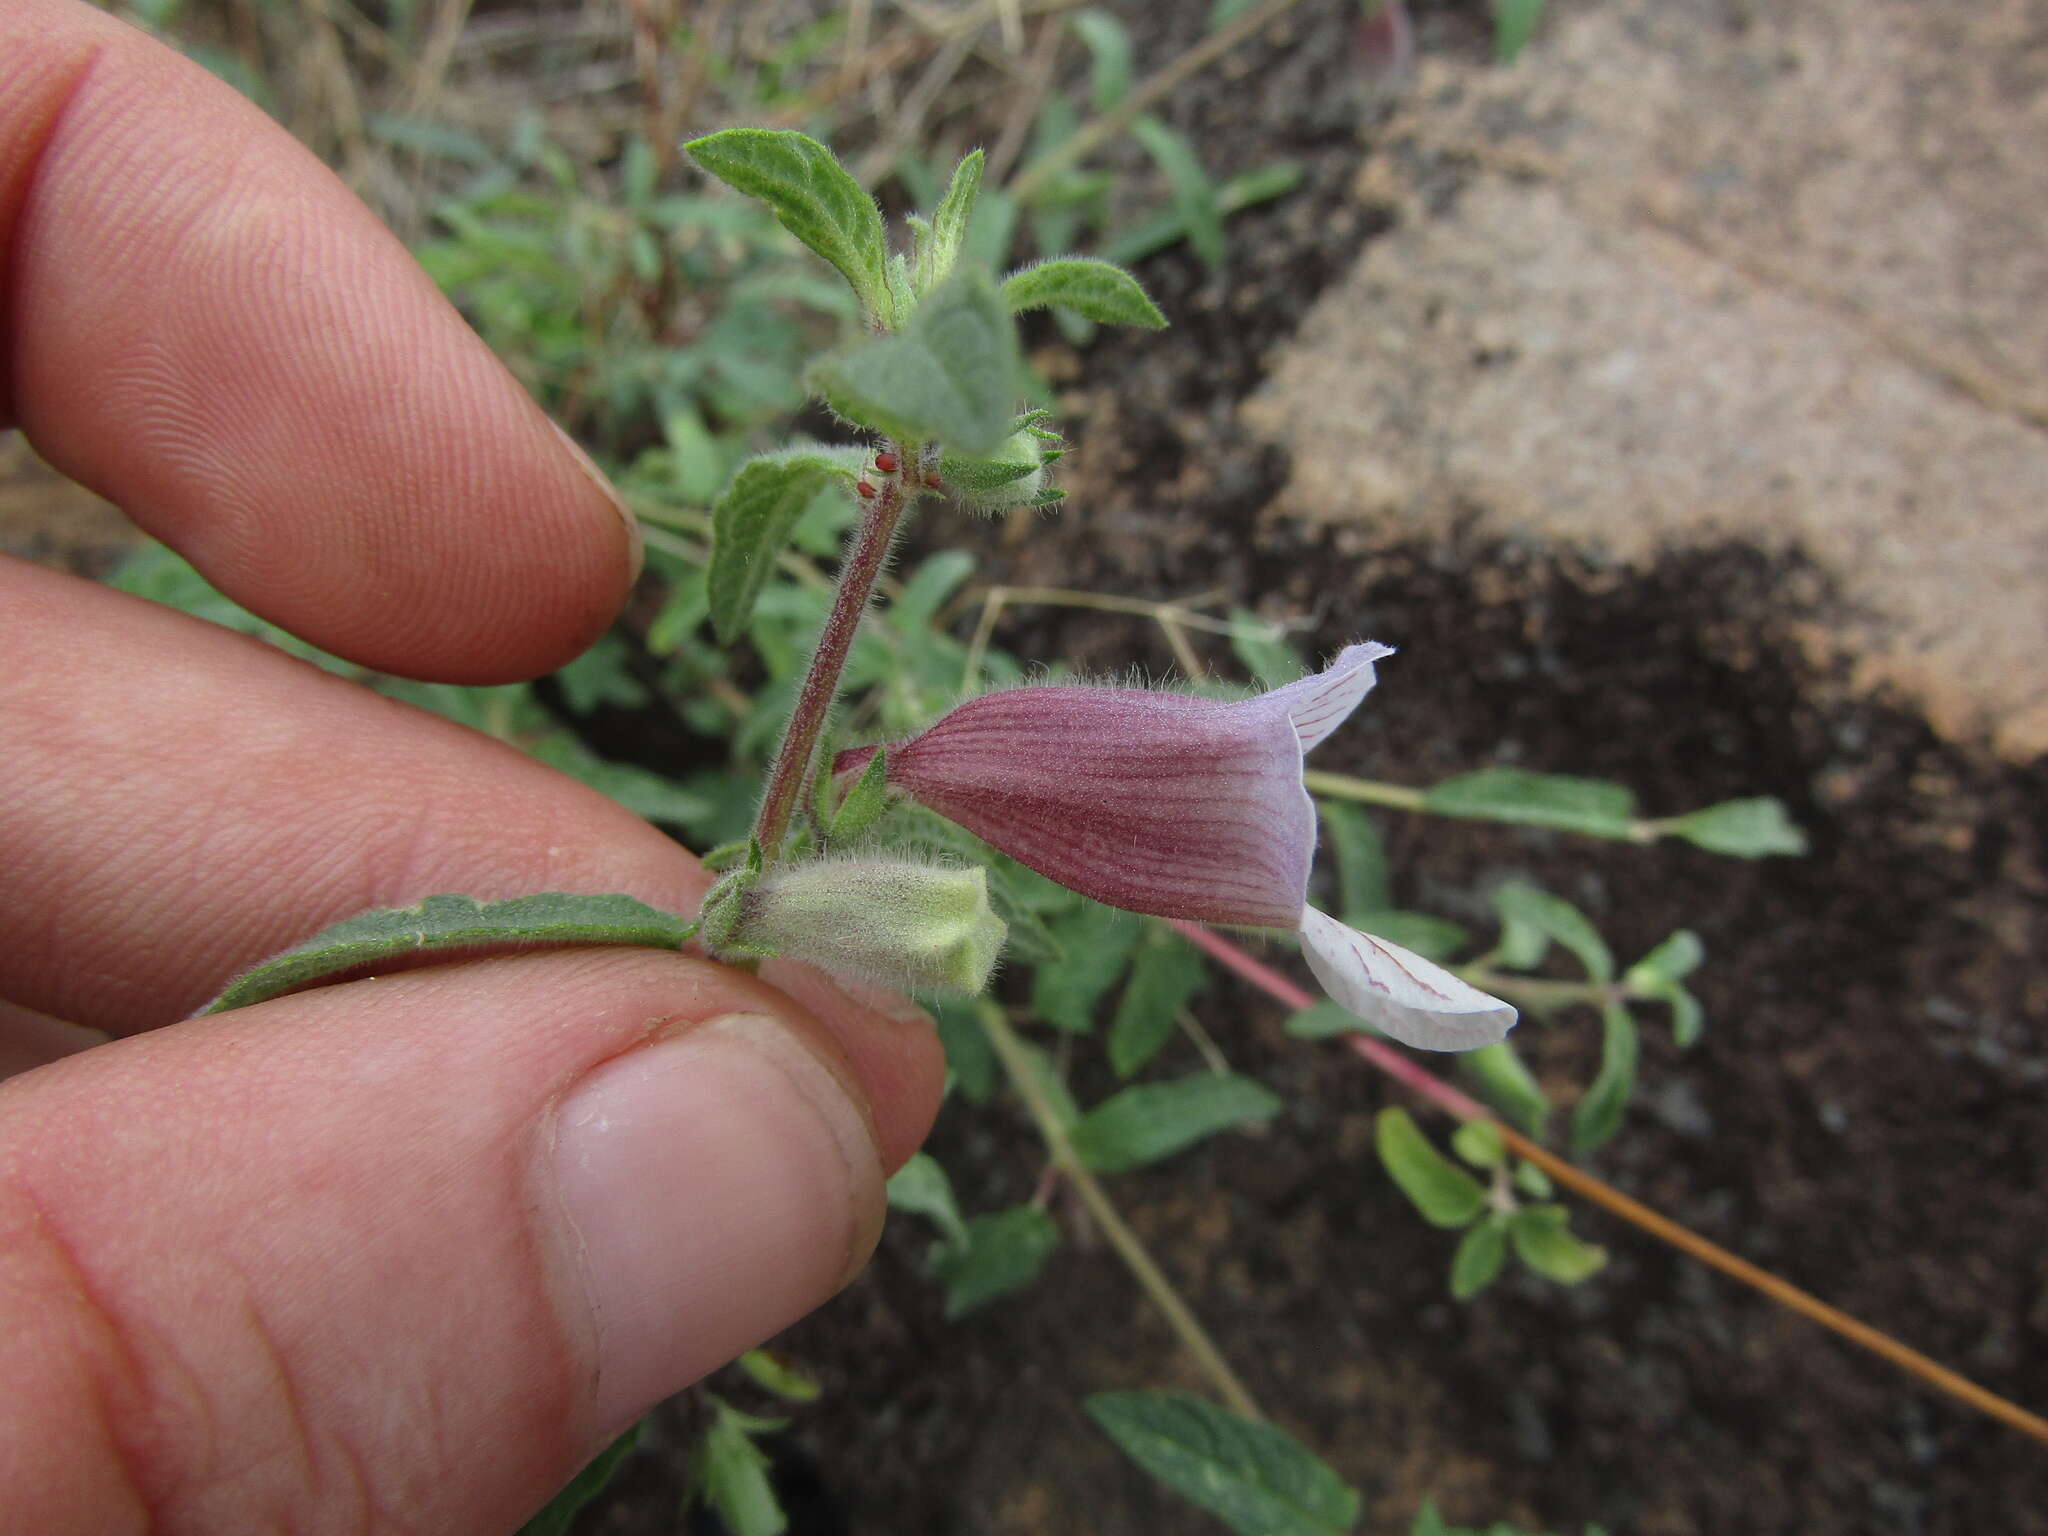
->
[976,1000,1263,1421]
[1300,768,1427,813]
[752,469,910,859]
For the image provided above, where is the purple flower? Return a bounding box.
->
[838,644,1516,1052]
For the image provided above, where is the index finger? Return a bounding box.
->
[1,0,639,682]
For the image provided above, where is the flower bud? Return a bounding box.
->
[724,858,1006,994]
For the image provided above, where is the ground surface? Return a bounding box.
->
[7,1,2044,1532]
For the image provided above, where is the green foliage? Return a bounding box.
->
[709,447,865,642]
[1228,609,1305,689]
[1412,1497,1610,1536]
[1669,797,1808,857]
[685,129,892,322]
[1033,906,1142,1032]
[828,746,893,841]
[737,1349,822,1403]
[1450,1216,1511,1300]
[1130,117,1227,270]
[1375,1109,1487,1228]
[202,893,694,1014]
[1627,930,1707,1046]
[1317,801,1391,919]
[1108,928,1210,1076]
[932,1206,1062,1317]
[518,1424,638,1536]
[688,1399,789,1536]
[1002,258,1167,329]
[1491,0,1547,64]
[1085,1391,1360,1536]
[886,1150,971,1248]
[1459,1041,1551,1138]
[1070,1074,1282,1173]
[1509,1204,1607,1284]
[808,267,1022,453]
[1570,1004,1640,1155]
[920,150,985,291]
[1489,882,1614,983]
[1425,767,1639,839]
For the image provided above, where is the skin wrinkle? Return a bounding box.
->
[1,1175,161,1530]
[0,35,101,424]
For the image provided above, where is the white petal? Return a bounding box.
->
[1298,906,1517,1052]
[1266,641,1395,752]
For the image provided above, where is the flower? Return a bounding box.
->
[836,645,1516,1051]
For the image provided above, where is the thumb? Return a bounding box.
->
[0,948,890,1534]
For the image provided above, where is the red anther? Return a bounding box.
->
[924,471,943,490]
[874,451,899,474]
[857,480,877,499]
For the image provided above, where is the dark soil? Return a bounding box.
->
[577,3,2048,1535]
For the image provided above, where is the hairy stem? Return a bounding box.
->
[977,1000,1263,1421]
[752,466,909,858]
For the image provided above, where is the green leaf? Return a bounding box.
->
[709,448,862,643]
[1285,999,1368,1040]
[1085,1391,1360,1536]
[1032,905,1140,1033]
[932,995,999,1102]
[1629,929,1704,982]
[808,267,1021,454]
[1509,1204,1607,1284]
[1000,256,1166,329]
[1668,797,1807,858]
[828,746,892,841]
[1458,1041,1550,1138]
[1108,930,1208,1077]
[1490,882,1613,983]
[1070,10,1133,109]
[1070,1073,1281,1173]
[1318,801,1390,919]
[890,549,976,636]
[922,149,984,289]
[685,129,890,320]
[1227,608,1302,688]
[691,1401,787,1536]
[1451,1120,1505,1169]
[736,1348,821,1402]
[517,1423,638,1536]
[1423,768,1639,839]
[1512,1160,1554,1200]
[886,1151,970,1248]
[1492,0,1546,64]
[1450,1216,1510,1300]
[1569,1004,1639,1155]
[933,1205,1061,1317]
[1130,116,1225,270]
[203,893,695,1014]
[1375,1108,1486,1228]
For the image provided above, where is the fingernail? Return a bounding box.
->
[547,418,644,582]
[548,1013,883,1430]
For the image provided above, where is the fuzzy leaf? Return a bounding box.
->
[1375,1108,1486,1228]
[1107,929,1208,1077]
[203,893,694,1014]
[808,267,1020,454]
[931,996,998,1102]
[1070,1073,1280,1173]
[1458,1041,1550,1138]
[685,129,890,320]
[1130,116,1225,269]
[518,1424,638,1536]
[1450,1216,1510,1300]
[1669,797,1807,858]
[709,448,862,642]
[1451,1119,1505,1168]
[1227,608,1303,689]
[1424,768,1639,839]
[933,1206,1060,1316]
[1070,9,1133,108]
[1509,1204,1607,1284]
[1085,1391,1360,1536]
[1569,1004,1639,1155]
[1001,257,1165,329]
[1490,882,1613,983]
[828,746,892,842]
[923,149,984,289]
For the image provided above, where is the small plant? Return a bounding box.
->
[132,129,1813,1534]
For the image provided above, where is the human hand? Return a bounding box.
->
[0,4,943,1530]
